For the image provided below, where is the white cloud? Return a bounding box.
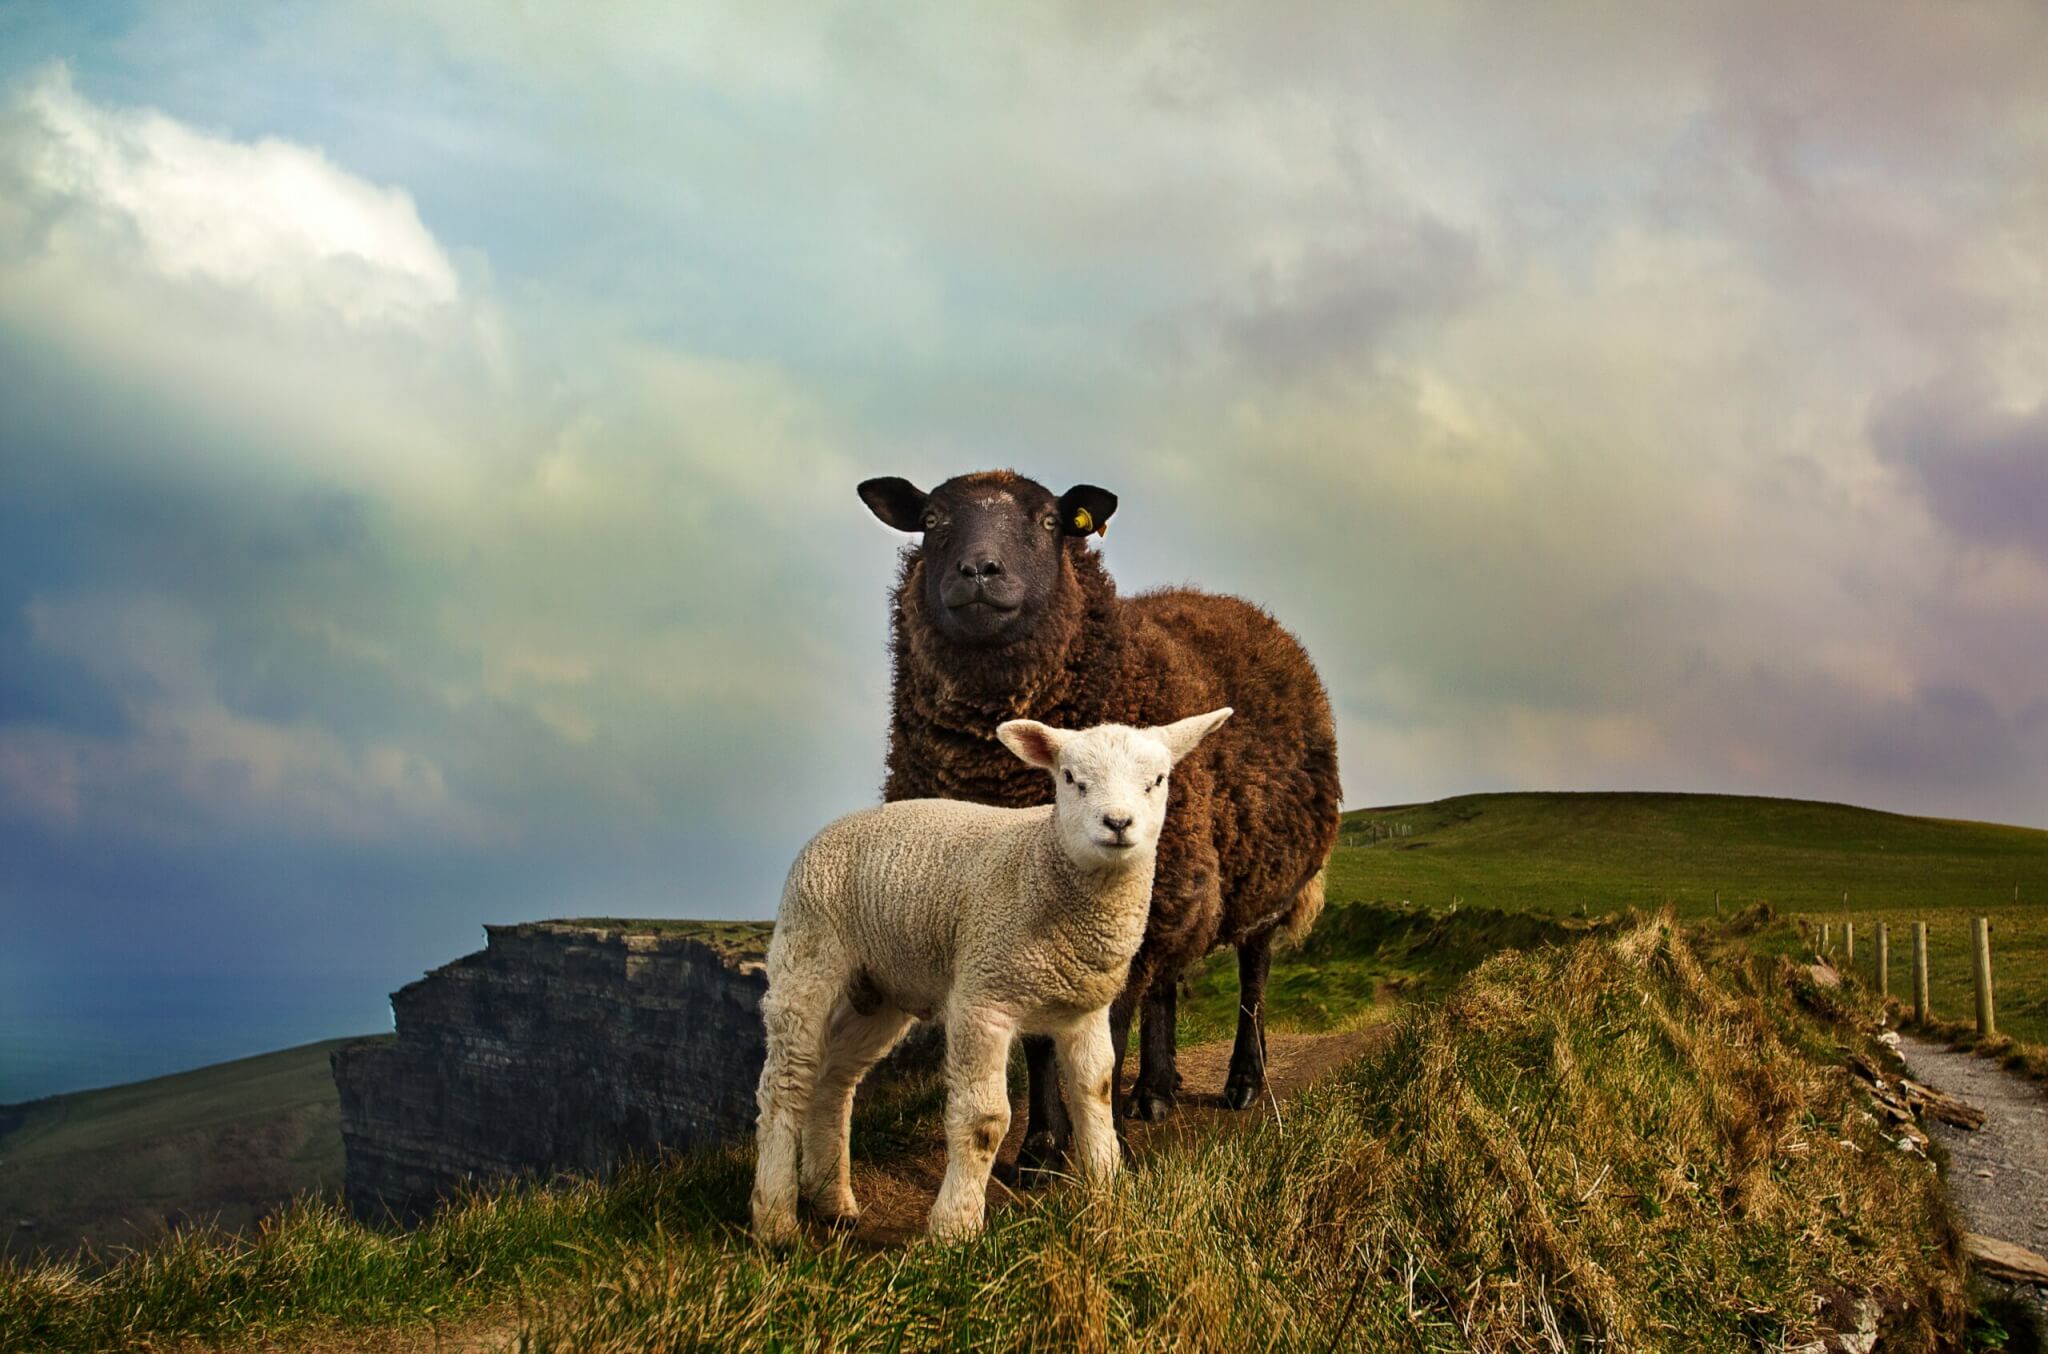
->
[15,62,457,328]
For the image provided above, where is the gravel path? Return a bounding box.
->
[1895,1032,2048,1313]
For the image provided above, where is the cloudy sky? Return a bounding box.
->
[2,2,2045,1090]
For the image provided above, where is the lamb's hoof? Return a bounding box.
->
[1008,1131,1068,1188]
[815,1193,862,1227]
[1221,1074,1263,1111]
[1124,1092,1175,1123]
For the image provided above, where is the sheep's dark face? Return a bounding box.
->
[858,471,1118,648]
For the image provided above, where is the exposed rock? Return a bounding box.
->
[1963,1233,2048,1286]
[1847,1051,1988,1131]
[333,919,771,1221]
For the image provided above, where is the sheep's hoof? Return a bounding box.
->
[1005,1132,1068,1188]
[1124,1092,1175,1123]
[1221,1073,1263,1110]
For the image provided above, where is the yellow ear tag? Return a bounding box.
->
[1072,508,1092,533]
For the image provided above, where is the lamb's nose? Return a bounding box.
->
[1102,813,1133,835]
[957,557,1003,579]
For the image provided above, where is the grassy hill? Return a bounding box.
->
[1330,791,2046,916]
[6,784,2034,1347]
[0,1038,373,1260]
[9,788,2041,1269]
[1314,791,2048,1044]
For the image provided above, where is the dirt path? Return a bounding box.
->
[1895,1032,2048,1314]
[843,1026,1385,1246]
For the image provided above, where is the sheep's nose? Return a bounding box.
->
[957,557,1003,579]
[1102,813,1133,835]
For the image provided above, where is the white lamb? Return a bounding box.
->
[749,707,1233,1242]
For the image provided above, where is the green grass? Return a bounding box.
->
[540,918,772,958]
[0,915,1973,1351]
[1324,792,2048,1046]
[0,1040,365,1262]
[1335,791,2045,917]
[1177,900,1612,1046]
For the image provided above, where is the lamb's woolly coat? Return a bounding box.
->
[773,799,1151,1033]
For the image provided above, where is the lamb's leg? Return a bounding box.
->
[1007,1034,1072,1188]
[800,998,912,1223]
[750,973,834,1244]
[929,1007,1016,1239]
[1223,932,1273,1111]
[1125,972,1178,1122]
[1053,1013,1119,1185]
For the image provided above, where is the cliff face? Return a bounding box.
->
[332,919,771,1221]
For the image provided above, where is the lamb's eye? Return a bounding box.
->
[922,510,942,530]
[1153,774,1165,788]
[1062,770,1073,785]
[1041,513,1059,533]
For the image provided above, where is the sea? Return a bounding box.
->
[0,967,398,1104]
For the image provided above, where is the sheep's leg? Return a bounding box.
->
[1105,986,1139,1124]
[800,998,912,1223]
[1222,932,1273,1111]
[1053,1013,1120,1185]
[1125,972,1179,1122]
[750,972,835,1244]
[929,1008,1016,1239]
[1006,1034,1072,1188]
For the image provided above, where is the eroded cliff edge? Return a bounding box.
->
[332,918,771,1220]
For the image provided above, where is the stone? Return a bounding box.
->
[1963,1233,2048,1286]
[332,919,771,1221]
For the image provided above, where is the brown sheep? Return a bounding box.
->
[857,469,1341,1178]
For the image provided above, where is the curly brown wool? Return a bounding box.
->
[866,469,1341,1169]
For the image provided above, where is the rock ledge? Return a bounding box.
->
[332,918,770,1220]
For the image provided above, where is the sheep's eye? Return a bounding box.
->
[922,510,942,530]
[1041,513,1059,533]
[1062,769,1073,785]
[1153,774,1165,788]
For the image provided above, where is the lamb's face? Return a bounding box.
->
[1047,725,1177,869]
[996,708,1234,873]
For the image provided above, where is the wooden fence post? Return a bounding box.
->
[1876,922,1890,999]
[1912,921,1929,1024]
[1822,921,1831,953]
[1846,921,1856,965]
[1971,916,1996,1037]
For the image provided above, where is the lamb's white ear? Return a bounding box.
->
[997,719,1070,770]
[1153,707,1233,765]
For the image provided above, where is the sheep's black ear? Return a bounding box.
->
[1057,484,1119,538]
[858,477,929,532]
